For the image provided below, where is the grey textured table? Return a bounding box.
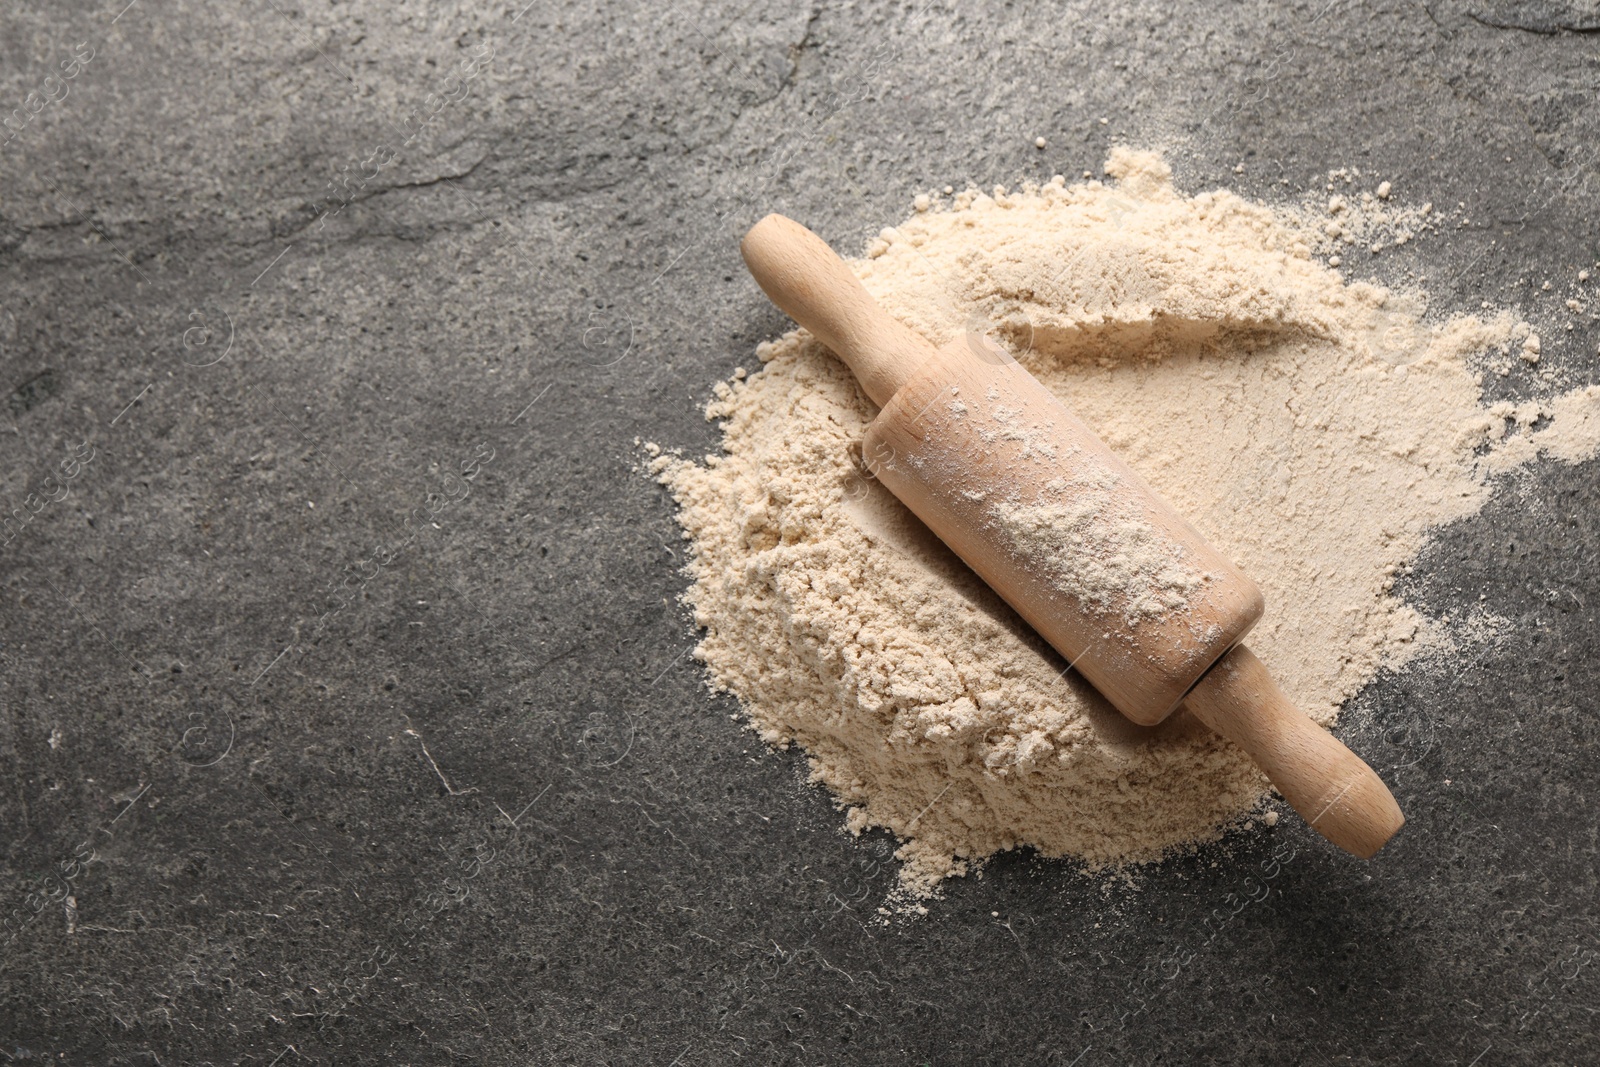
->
[2,1,1598,1063]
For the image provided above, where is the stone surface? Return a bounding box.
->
[1,1,1597,1063]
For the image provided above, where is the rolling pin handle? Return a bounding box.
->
[740,214,935,407]
[1184,645,1405,859]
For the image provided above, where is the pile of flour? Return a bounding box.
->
[651,149,1600,897]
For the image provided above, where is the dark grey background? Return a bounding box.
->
[2,0,1598,1063]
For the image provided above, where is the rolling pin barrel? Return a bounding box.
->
[862,342,1264,726]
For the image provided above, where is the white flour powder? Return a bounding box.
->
[991,488,1207,628]
[651,149,1600,897]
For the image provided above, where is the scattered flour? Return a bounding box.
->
[651,148,1600,898]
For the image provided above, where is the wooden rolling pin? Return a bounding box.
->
[742,214,1405,859]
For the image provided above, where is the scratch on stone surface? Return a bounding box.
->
[109,782,151,823]
[110,382,153,425]
[404,726,477,796]
[251,644,291,686]
[250,243,294,286]
[35,172,153,284]
[1466,11,1600,35]
[261,0,356,82]
[810,949,856,984]
[495,783,551,828]
[650,643,695,685]
[529,641,585,679]
[996,916,1030,962]
[524,814,584,847]
[783,2,823,89]
[512,382,554,424]
[629,798,701,861]
[376,154,493,196]
[686,1,815,114]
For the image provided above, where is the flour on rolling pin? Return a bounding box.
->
[957,372,1208,626]
[898,379,1219,626]
[991,488,1208,627]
